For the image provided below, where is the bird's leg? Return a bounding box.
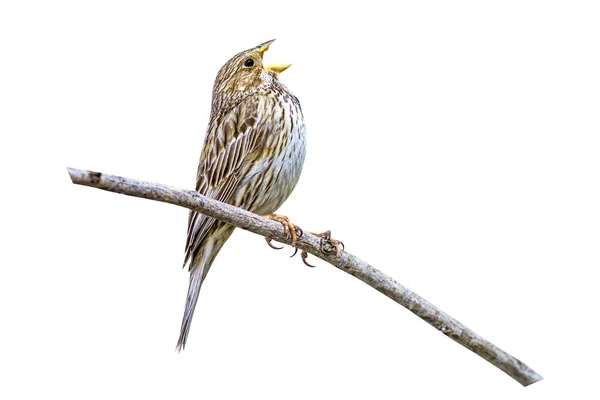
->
[263,214,303,246]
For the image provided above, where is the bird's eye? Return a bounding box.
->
[244,59,255,67]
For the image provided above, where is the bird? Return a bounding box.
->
[177,40,306,351]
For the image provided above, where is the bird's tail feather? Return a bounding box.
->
[176,257,209,352]
[176,227,233,351]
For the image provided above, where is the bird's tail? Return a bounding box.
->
[176,228,234,351]
[176,254,211,352]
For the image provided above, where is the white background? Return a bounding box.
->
[1,1,599,399]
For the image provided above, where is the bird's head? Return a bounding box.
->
[211,39,291,104]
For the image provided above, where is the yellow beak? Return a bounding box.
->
[257,39,291,74]
[258,39,276,57]
[265,63,292,73]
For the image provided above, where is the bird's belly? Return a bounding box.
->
[236,126,306,215]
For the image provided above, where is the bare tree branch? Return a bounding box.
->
[67,167,542,386]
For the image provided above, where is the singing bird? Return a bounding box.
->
[178,40,306,350]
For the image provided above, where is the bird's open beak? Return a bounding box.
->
[258,39,275,57]
[265,63,292,73]
[257,39,292,74]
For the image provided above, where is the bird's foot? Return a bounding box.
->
[263,214,303,248]
[291,230,345,268]
[314,230,345,256]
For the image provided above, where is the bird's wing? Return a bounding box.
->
[183,95,267,267]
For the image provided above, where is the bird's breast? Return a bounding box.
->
[236,92,306,215]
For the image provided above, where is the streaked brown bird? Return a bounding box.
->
[177,40,306,350]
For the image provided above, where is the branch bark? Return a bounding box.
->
[67,167,542,386]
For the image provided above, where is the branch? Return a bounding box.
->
[67,167,542,386]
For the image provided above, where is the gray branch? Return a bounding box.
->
[67,167,542,387]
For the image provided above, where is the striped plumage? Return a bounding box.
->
[177,40,306,350]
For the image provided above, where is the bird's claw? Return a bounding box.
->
[314,230,344,257]
[290,230,345,268]
[263,217,344,269]
[301,250,317,267]
[263,214,302,249]
[289,243,315,268]
[265,237,283,250]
